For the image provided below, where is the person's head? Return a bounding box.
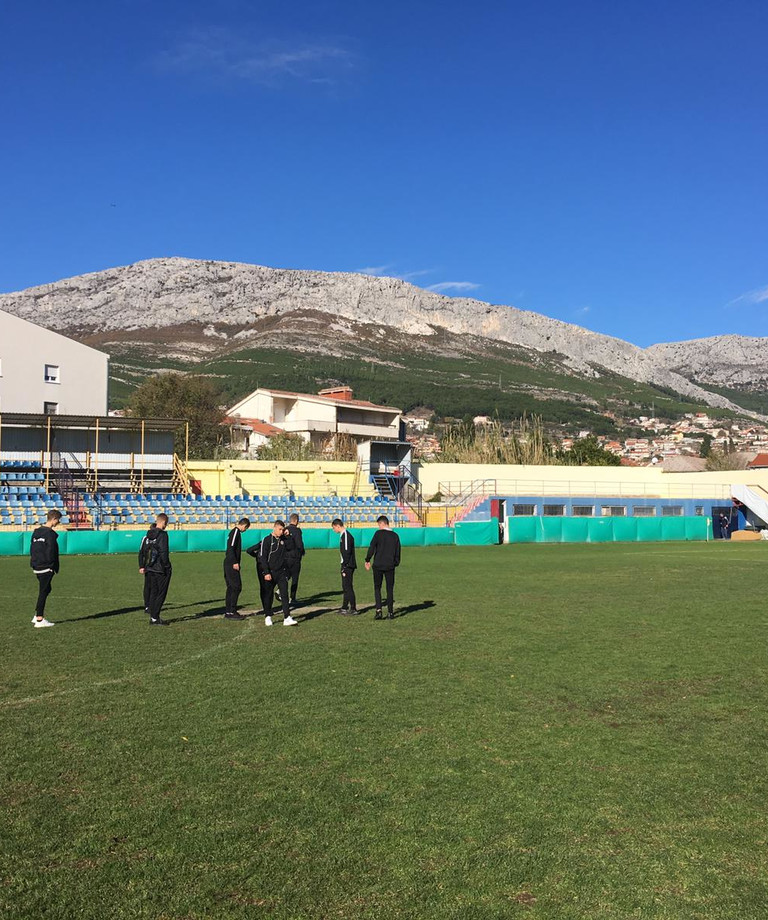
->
[272,519,285,536]
[290,513,299,524]
[332,518,345,533]
[155,513,169,531]
[237,517,251,532]
[376,515,390,529]
[46,509,62,529]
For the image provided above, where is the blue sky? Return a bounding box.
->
[1,0,767,346]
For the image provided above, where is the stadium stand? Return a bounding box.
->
[83,492,405,529]
[0,460,69,527]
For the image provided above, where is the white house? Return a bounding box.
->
[0,310,109,415]
[228,386,403,450]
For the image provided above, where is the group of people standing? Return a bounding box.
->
[27,509,402,628]
[220,513,402,627]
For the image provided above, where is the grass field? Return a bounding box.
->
[2,543,767,919]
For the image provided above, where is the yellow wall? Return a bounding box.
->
[185,460,377,498]
[416,462,768,501]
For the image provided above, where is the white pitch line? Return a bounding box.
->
[1,620,257,709]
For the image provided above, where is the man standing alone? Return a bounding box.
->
[332,518,358,616]
[223,517,251,620]
[139,513,172,626]
[284,513,305,607]
[365,515,401,620]
[30,509,62,628]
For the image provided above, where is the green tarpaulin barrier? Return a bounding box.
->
[65,531,110,555]
[0,516,713,556]
[587,518,614,543]
[455,518,500,546]
[107,530,145,555]
[507,518,538,543]
[0,531,25,555]
[560,518,590,542]
[506,515,710,544]
[185,530,224,552]
[610,518,638,542]
[303,529,335,550]
[424,528,455,545]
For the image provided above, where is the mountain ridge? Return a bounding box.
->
[0,257,758,417]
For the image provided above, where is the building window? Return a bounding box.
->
[633,506,656,517]
[543,504,565,516]
[572,505,594,517]
[512,504,536,516]
[43,401,58,415]
[662,505,683,516]
[602,506,626,517]
[44,364,60,383]
[694,506,704,516]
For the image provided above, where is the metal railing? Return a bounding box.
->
[436,478,734,502]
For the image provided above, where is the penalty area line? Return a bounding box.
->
[0,621,257,709]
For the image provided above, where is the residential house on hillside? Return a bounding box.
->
[227,386,412,476]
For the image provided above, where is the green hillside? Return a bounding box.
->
[108,342,745,433]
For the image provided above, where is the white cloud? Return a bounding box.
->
[574,306,591,316]
[356,264,394,276]
[427,281,481,293]
[728,284,768,307]
[156,29,355,86]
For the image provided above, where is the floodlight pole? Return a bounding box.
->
[45,415,51,492]
[94,417,100,493]
[140,420,145,495]
[185,422,189,465]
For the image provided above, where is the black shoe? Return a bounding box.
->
[374,610,383,620]
[387,611,394,619]
[149,618,168,626]
[224,612,245,620]
[348,609,360,616]
[338,607,356,616]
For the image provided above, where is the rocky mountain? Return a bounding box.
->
[646,335,768,390]
[0,257,755,416]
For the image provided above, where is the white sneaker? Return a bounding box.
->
[264,615,273,626]
[283,615,298,626]
[33,618,55,628]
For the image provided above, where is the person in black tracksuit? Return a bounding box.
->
[138,513,172,625]
[284,513,305,606]
[30,509,63,627]
[332,518,358,615]
[246,521,297,626]
[223,517,251,620]
[365,515,401,619]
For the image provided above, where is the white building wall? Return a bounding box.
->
[0,310,108,415]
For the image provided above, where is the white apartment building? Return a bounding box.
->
[0,310,108,415]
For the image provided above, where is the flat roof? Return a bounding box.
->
[0,413,186,431]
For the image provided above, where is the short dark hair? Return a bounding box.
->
[332,518,344,527]
[156,513,169,526]
[238,517,251,527]
[46,509,62,523]
[274,519,285,528]
[290,513,299,523]
[377,515,390,525]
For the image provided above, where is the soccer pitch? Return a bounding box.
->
[2,543,767,919]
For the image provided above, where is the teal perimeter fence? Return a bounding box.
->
[507,516,712,543]
[0,517,713,556]
[0,519,500,556]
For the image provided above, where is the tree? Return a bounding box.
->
[129,374,226,459]
[700,433,712,458]
[555,435,621,467]
[257,433,316,461]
